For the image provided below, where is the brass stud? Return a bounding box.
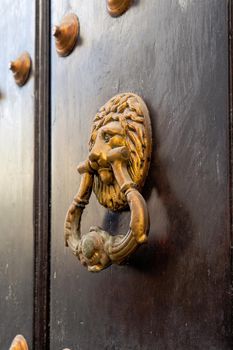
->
[107,0,132,17]
[9,335,29,350]
[53,13,79,57]
[9,52,31,87]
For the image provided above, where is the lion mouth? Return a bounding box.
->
[97,167,114,185]
[98,167,112,173]
[89,160,111,172]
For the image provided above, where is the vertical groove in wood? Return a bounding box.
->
[228,0,233,343]
[33,0,51,349]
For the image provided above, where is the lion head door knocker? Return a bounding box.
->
[64,93,152,272]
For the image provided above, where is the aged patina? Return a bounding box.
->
[64,92,152,271]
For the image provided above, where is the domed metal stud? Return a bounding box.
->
[107,0,132,17]
[53,13,79,57]
[9,52,31,87]
[9,335,29,350]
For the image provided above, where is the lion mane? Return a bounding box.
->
[89,93,151,211]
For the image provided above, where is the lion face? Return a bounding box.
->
[88,93,152,211]
[89,121,125,185]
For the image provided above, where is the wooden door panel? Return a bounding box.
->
[51,1,231,349]
[0,1,35,349]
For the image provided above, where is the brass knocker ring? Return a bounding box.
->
[64,93,152,272]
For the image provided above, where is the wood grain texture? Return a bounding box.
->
[0,1,35,349]
[51,0,232,349]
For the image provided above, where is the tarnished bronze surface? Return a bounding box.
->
[107,0,132,17]
[9,52,31,86]
[9,335,29,350]
[65,93,152,271]
[53,13,79,57]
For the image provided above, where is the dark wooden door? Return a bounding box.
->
[0,1,35,348]
[0,1,232,350]
[50,1,232,349]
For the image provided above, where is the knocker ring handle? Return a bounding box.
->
[64,93,152,272]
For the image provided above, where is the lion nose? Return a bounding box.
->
[89,151,100,162]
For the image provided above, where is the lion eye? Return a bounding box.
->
[103,133,111,143]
